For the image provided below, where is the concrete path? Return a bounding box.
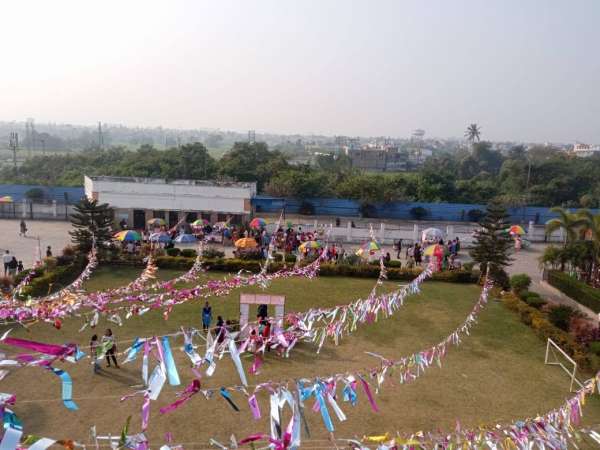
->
[506,244,598,323]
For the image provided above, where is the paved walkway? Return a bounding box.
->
[506,244,598,323]
[0,219,74,270]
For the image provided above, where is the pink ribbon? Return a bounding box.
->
[359,376,379,413]
[2,337,75,357]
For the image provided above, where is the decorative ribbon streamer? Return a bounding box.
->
[219,388,239,412]
[182,329,201,366]
[26,438,57,450]
[141,394,150,431]
[147,365,167,401]
[1,337,74,358]
[159,379,201,414]
[123,338,144,364]
[248,394,261,420]
[47,367,78,411]
[142,340,150,386]
[160,337,180,386]
[359,376,378,413]
[228,338,248,387]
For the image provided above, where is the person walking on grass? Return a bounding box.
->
[46,246,52,258]
[90,334,100,374]
[102,328,119,368]
[202,301,213,333]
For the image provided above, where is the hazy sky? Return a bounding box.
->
[1,0,599,142]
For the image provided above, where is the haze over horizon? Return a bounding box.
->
[1,0,599,143]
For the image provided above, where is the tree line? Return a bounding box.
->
[1,141,600,208]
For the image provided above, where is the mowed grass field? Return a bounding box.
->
[1,266,600,446]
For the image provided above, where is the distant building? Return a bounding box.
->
[84,175,256,229]
[345,145,408,172]
[572,143,600,157]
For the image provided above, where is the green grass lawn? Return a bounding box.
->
[2,267,599,445]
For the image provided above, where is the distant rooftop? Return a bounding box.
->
[85,175,256,189]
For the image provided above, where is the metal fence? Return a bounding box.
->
[0,201,75,220]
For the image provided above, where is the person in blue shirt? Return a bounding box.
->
[202,301,213,333]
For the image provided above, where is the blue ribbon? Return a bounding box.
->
[124,338,144,363]
[343,385,357,406]
[48,367,78,410]
[314,384,334,432]
[161,336,180,386]
[2,410,22,431]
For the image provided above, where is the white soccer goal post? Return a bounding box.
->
[544,338,585,392]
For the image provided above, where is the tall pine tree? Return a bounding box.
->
[470,200,513,287]
[69,198,114,252]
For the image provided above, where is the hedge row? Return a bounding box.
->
[502,293,590,368]
[19,258,88,298]
[547,270,600,313]
[154,256,477,283]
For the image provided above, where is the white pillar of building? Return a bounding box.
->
[52,200,57,217]
[413,223,419,243]
[446,225,454,239]
[22,198,27,218]
[379,222,385,243]
[347,222,352,242]
[313,219,318,230]
[528,221,534,240]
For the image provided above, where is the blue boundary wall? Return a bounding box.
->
[252,196,600,225]
[0,184,84,204]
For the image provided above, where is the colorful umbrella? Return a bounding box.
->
[191,219,209,228]
[149,232,171,243]
[214,221,230,230]
[114,230,141,242]
[299,241,321,251]
[174,234,198,243]
[423,244,445,257]
[356,240,381,257]
[508,225,526,235]
[250,218,267,229]
[147,218,166,227]
[0,196,13,203]
[421,227,443,243]
[234,237,258,249]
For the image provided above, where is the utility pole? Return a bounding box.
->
[40,138,46,156]
[98,122,104,149]
[9,132,18,173]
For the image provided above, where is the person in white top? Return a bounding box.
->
[3,250,12,276]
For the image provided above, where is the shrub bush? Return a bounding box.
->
[547,270,600,313]
[510,274,531,293]
[589,341,600,356]
[272,253,283,262]
[284,254,297,263]
[62,246,76,257]
[548,305,575,331]
[463,262,475,272]
[18,257,88,298]
[386,260,402,268]
[202,247,225,259]
[237,249,263,260]
[180,248,197,258]
[153,256,475,283]
[166,247,181,257]
[343,254,363,266]
[502,293,589,367]
[518,291,547,309]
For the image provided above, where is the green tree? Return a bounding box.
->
[545,207,584,245]
[576,210,600,285]
[69,198,114,252]
[469,200,513,286]
[464,123,481,143]
[218,142,288,190]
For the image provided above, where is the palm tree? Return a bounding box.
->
[576,209,600,286]
[544,207,585,245]
[464,124,481,143]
